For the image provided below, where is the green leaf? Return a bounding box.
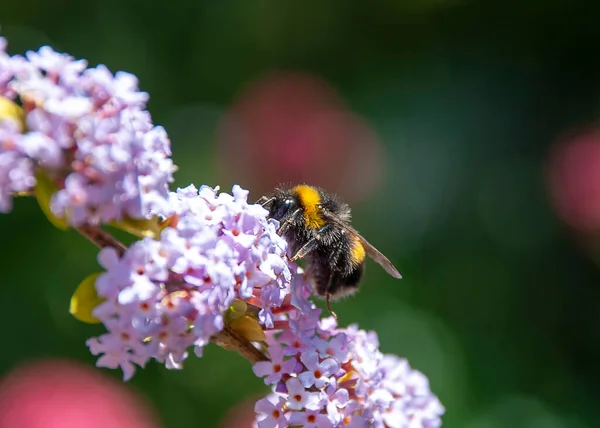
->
[229,313,266,342]
[224,299,248,323]
[110,216,161,238]
[0,95,25,131]
[70,272,104,324]
[34,170,69,230]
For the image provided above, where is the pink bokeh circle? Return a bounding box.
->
[0,359,159,428]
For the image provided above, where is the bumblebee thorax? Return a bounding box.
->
[292,185,327,229]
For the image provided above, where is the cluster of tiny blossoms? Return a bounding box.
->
[0,39,445,427]
[88,184,291,380]
[252,275,444,428]
[0,37,174,223]
[86,183,445,426]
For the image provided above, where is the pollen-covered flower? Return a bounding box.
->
[0,37,175,223]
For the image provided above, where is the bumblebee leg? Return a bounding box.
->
[288,225,330,261]
[325,293,338,320]
[288,238,318,262]
[324,271,338,319]
[277,208,302,235]
[255,196,275,207]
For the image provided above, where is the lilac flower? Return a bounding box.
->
[254,395,289,428]
[298,350,339,389]
[252,282,445,427]
[86,331,148,382]
[0,37,445,426]
[0,38,175,223]
[0,109,34,212]
[278,330,312,356]
[284,377,321,411]
[316,332,349,364]
[330,402,369,428]
[0,151,34,212]
[289,410,331,427]
[253,345,297,385]
[87,184,293,379]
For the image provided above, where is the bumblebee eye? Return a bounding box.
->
[272,198,295,220]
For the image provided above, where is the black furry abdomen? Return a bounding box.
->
[306,244,365,300]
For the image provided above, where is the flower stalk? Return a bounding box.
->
[76,224,127,257]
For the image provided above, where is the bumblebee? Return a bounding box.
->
[256,184,402,316]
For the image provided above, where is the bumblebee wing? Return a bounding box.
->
[319,207,402,279]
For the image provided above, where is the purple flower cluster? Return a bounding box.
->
[0,37,175,222]
[87,184,292,380]
[84,182,445,426]
[253,278,445,428]
[0,38,445,427]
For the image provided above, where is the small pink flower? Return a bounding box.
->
[317,333,350,363]
[284,378,321,411]
[289,409,331,427]
[298,350,340,389]
[253,346,297,385]
[254,395,288,428]
[278,329,312,356]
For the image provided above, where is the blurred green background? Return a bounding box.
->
[1,1,600,427]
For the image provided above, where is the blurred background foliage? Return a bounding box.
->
[1,1,600,427]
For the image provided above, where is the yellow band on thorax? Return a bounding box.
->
[293,185,326,229]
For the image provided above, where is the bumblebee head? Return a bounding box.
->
[260,190,299,222]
